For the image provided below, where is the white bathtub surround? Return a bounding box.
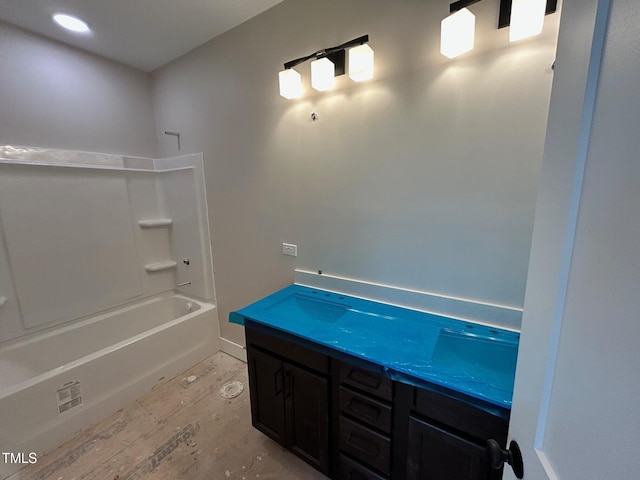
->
[0,146,218,342]
[0,146,220,479]
[0,145,126,168]
[294,269,523,331]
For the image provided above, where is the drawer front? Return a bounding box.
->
[339,362,393,401]
[339,454,388,480]
[339,416,391,475]
[245,322,329,374]
[414,387,509,443]
[340,386,392,433]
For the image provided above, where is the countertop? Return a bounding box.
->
[230,284,519,408]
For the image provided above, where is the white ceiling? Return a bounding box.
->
[0,0,284,72]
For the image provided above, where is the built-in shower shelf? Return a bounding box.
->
[138,219,173,228]
[144,261,177,272]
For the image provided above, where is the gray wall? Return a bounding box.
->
[152,0,560,346]
[0,21,156,157]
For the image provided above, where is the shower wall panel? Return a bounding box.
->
[0,166,142,330]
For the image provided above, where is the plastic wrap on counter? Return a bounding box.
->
[230,284,519,409]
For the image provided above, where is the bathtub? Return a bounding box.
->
[0,293,218,479]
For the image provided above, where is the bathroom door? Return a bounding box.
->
[504,0,640,478]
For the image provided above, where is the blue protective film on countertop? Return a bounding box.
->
[230,284,519,408]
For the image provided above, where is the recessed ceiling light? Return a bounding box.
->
[52,13,90,33]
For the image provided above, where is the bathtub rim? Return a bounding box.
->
[0,291,216,398]
[0,290,211,352]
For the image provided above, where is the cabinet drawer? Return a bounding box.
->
[338,361,393,401]
[414,387,509,443]
[245,322,329,374]
[339,454,388,480]
[340,386,392,433]
[339,416,391,475]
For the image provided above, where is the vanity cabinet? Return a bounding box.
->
[246,323,330,474]
[245,321,509,480]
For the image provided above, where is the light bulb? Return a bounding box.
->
[349,44,374,82]
[510,0,546,42]
[440,8,475,59]
[279,69,303,99]
[311,57,335,92]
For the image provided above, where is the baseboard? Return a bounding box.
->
[219,337,247,362]
[294,270,522,331]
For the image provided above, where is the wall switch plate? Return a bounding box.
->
[282,243,297,257]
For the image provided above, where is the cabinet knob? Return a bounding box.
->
[486,439,524,479]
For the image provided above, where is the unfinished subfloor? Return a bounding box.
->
[8,352,328,480]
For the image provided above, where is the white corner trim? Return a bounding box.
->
[219,337,247,362]
[294,270,522,331]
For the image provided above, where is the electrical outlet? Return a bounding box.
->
[282,243,297,257]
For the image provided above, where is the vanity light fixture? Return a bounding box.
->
[499,0,557,41]
[279,68,303,99]
[441,6,476,59]
[440,0,557,59]
[278,35,373,99]
[508,0,547,42]
[311,57,336,92]
[348,44,375,82]
[52,13,90,33]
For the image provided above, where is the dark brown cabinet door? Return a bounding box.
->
[246,347,286,445]
[246,341,330,475]
[406,415,491,480]
[283,361,330,474]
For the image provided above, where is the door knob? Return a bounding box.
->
[487,439,524,479]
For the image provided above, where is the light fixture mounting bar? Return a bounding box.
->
[325,49,346,76]
[449,0,482,13]
[283,34,369,74]
[283,53,316,70]
[498,0,558,28]
[332,35,369,52]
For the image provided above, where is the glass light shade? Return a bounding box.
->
[279,68,302,99]
[440,8,475,59]
[53,13,90,33]
[349,44,374,82]
[311,57,335,91]
[509,0,546,42]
